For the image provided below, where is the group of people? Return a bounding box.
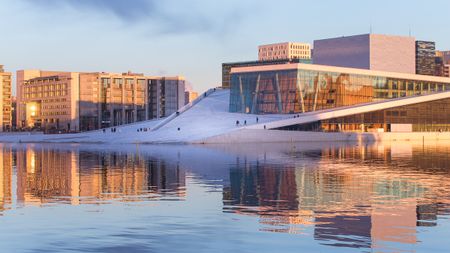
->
[236,117,259,126]
[102,128,119,133]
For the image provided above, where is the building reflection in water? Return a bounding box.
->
[223,143,450,250]
[2,143,450,251]
[1,145,186,209]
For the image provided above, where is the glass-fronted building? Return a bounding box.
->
[230,63,450,114]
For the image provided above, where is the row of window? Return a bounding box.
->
[41,111,69,116]
[25,83,68,92]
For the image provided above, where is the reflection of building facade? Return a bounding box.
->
[223,144,450,250]
[0,65,13,132]
[1,147,186,206]
[16,70,185,132]
[0,145,12,211]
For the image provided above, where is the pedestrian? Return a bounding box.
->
[264,125,266,129]
[256,117,259,123]
[236,120,239,126]
[244,120,247,125]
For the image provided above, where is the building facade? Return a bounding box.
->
[0,65,13,132]
[222,59,311,89]
[313,34,416,74]
[16,70,79,132]
[258,42,311,61]
[184,91,199,105]
[16,70,185,132]
[229,63,450,115]
[416,41,436,76]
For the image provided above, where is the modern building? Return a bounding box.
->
[313,34,416,74]
[222,59,311,89]
[184,91,198,105]
[229,63,450,132]
[416,41,436,76]
[258,42,311,61]
[16,70,185,132]
[436,51,450,77]
[0,65,13,132]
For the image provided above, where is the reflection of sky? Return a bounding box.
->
[1,142,450,252]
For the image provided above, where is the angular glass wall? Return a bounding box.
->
[230,68,450,114]
[274,98,450,132]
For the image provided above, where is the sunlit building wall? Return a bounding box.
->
[258,42,311,61]
[184,91,198,105]
[17,70,185,132]
[313,34,416,74]
[0,65,13,132]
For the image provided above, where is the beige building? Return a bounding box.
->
[16,70,185,132]
[16,70,80,131]
[258,42,311,61]
[184,90,198,105]
[0,65,13,132]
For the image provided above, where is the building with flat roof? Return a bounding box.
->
[0,65,13,132]
[184,91,198,105]
[258,42,311,61]
[229,63,450,132]
[16,70,185,132]
[222,59,311,89]
[416,41,436,76]
[313,34,416,74]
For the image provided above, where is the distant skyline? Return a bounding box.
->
[1,0,450,93]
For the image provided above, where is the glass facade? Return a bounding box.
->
[274,98,450,132]
[230,67,450,114]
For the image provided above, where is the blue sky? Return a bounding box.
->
[1,0,450,93]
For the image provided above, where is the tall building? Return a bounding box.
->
[16,70,185,132]
[258,42,311,61]
[0,65,12,132]
[313,34,416,74]
[416,41,436,76]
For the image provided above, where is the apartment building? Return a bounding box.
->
[16,70,185,132]
[0,65,13,132]
[258,42,311,61]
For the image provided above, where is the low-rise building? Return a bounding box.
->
[258,42,311,61]
[16,70,185,132]
[184,91,198,105]
[229,63,450,132]
[0,65,12,132]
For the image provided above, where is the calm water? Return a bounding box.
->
[1,142,450,253]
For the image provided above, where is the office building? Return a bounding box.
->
[79,72,185,130]
[16,70,185,132]
[0,65,12,132]
[416,41,436,76]
[436,51,450,77]
[184,90,198,105]
[229,63,450,132]
[258,42,311,61]
[313,34,416,74]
